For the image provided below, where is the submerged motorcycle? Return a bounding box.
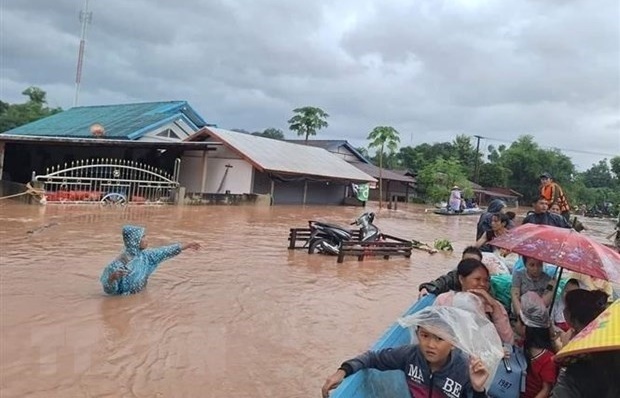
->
[306,212,381,255]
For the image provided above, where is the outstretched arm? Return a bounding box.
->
[142,242,201,275]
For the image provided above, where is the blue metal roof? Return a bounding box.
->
[3,101,213,139]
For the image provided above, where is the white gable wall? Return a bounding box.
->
[179,146,253,194]
[205,158,253,194]
[139,120,193,142]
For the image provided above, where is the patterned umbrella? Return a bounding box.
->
[555,300,619,361]
[489,224,620,283]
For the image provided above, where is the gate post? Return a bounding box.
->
[177,187,186,205]
[0,142,4,180]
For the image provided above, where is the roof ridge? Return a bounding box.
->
[69,100,186,110]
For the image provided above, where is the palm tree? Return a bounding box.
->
[287,106,329,143]
[367,126,401,208]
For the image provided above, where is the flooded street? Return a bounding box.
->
[0,202,616,397]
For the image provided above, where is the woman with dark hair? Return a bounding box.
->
[434,258,513,343]
[550,289,617,398]
[474,212,510,250]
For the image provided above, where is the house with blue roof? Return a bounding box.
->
[0,101,376,205]
[3,100,213,141]
[0,101,218,184]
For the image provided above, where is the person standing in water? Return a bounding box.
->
[100,225,201,295]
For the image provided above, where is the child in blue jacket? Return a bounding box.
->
[322,323,489,397]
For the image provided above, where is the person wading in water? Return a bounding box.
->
[100,225,201,295]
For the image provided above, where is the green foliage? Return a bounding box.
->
[0,87,62,133]
[355,146,370,160]
[417,158,472,204]
[252,128,285,140]
[433,239,454,251]
[610,156,620,177]
[367,126,401,208]
[398,142,454,173]
[451,134,481,179]
[287,106,329,142]
[582,159,614,188]
[491,135,576,202]
[478,162,511,188]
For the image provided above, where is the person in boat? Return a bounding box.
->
[448,186,463,213]
[433,259,513,344]
[100,225,201,295]
[521,197,572,229]
[515,292,559,398]
[511,256,556,317]
[418,246,483,298]
[321,308,490,398]
[550,289,617,398]
[539,172,571,221]
[474,212,510,251]
[551,279,581,333]
[476,199,514,252]
[549,203,587,232]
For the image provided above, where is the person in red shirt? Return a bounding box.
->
[518,292,558,398]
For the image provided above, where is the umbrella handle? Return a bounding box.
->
[548,267,565,315]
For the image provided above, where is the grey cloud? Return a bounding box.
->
[1,0,618,170]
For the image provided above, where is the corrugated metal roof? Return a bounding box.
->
[204,128,376,182]
[349,162,415,183]
[287,139,370,163]
[3,101,212,139]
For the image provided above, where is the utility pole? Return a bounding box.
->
[74,0,92,107]
[473,135,483,184]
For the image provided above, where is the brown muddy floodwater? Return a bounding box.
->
[0,202,616,397]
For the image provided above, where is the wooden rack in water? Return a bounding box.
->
[287,227,413,263]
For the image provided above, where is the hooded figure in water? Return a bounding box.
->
[100,225,200,295]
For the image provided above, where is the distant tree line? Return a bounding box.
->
[4,88,618,209]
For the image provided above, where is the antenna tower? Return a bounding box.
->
[74,0,92,107]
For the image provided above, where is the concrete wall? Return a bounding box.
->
[179,150,207,193]
[205,158,252,194]
[252,170,346,205]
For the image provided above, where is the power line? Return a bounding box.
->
[477,136,619,157]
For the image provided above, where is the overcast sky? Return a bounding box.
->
[1,0,618,170]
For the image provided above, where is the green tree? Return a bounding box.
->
[287,106,329,142]
[492,135,576,202]
[477,162,511,188]
[609,156,620,179]
[355,146,370,160]
[252,128,285,140]
[0,87,62,132]
[486,144,506,163]
[451,134,480,179]
[581,159,613,188]
[418,158,472,204]
[397,142,454,172]
[367,126,401,208]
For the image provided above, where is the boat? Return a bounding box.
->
[330,294,436,398]
[433,207,484,216]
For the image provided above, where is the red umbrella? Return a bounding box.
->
[490,224,620,284]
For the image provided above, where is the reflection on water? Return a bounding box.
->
[0,202,617,397]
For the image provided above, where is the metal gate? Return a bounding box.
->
[32,158,181,205]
